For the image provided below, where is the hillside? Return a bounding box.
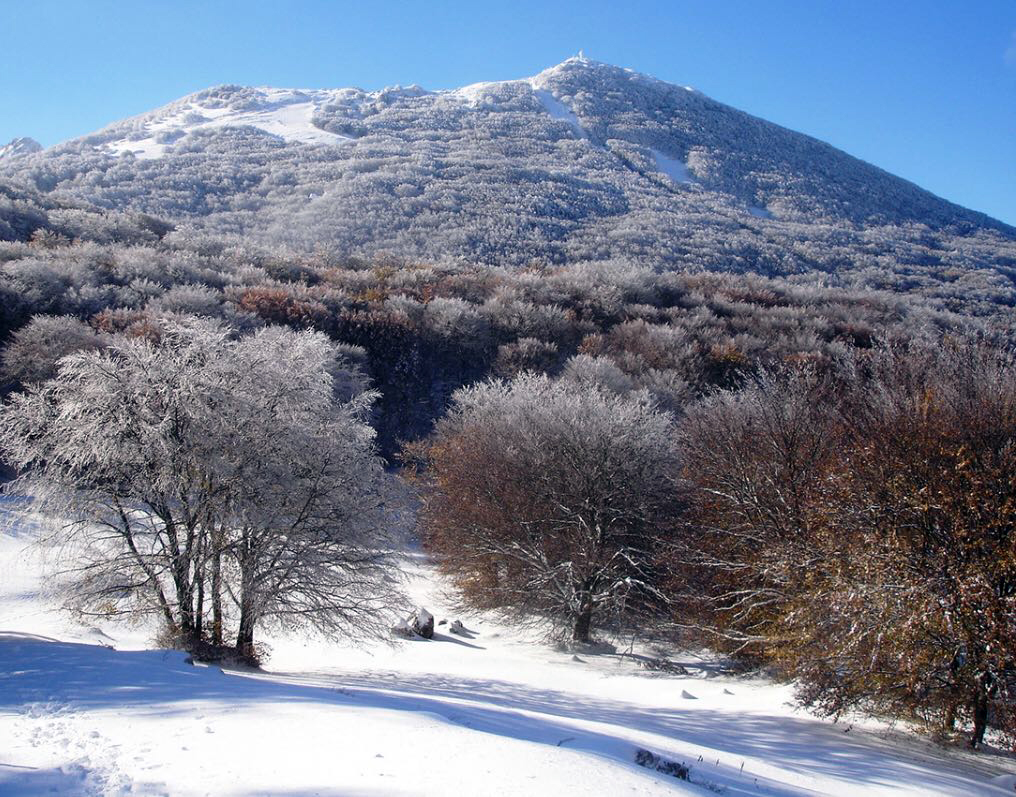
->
[4,58,1015,313]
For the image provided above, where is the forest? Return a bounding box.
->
[1,177,1015,751]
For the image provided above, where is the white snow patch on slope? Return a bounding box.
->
[444,70,588,139]
[0,137,42,161]
[105,89,354,160]
[449,80,504,106]
[651,148,696,184]
[531,88,586,138]
[748,205,774,219]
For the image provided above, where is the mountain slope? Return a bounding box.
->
[4,59,1015,306]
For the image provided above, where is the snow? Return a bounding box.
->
[651,149,696,185]
[2,508,1015,796]
[449,80,503,106]
[0,137,43,161]
[748,206,774,219]
[444,67,588,139]
[103,89,355,160]
[98,60,679,160]
[531,89,587,139]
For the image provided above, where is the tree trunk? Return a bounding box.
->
[236,598,257,664]
[234,529,259,663]
[162,515,197,649]
[194,561,205,642]
[211,548,223,647]
[174,560,197,649]
[970,677,991,749]
[572,597,594,643]
[943,702,958,734]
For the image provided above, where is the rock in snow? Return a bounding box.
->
[413,607,435,639]
[390,617,414,639]
[391,607,435,639]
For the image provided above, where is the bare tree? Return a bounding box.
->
[675,366,841,653]
[0,320,401,661]
[415,374,681,643]
[677,345,1016,748]
[800,343,1016,748]
[209,329,400,660]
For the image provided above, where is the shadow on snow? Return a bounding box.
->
[0,632,1007,796]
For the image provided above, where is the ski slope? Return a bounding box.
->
[1,509,1015,796]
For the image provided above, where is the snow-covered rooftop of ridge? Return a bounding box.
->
[529,55,698,93]
[449,56,696,98]
[0,137,43,162]
[444,57,697,140]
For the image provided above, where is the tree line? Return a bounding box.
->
[4,183,1012,458]
[410,340,1016,750]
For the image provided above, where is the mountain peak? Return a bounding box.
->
[530,57,696,95]
[0,137,42,161]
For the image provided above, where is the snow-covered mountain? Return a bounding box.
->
[5,59,1015,298]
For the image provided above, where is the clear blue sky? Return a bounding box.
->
[3,1,1014,225]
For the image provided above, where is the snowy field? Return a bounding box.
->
[2,510,1016,796]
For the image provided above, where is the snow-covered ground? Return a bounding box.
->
[2,508,1015,796]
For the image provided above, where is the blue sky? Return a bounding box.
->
[3,1,1014,225]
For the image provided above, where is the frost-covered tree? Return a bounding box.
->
[0,320,400,660]
[415,374,680,642]
[206,329,399,659]
[0,314,107,387]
